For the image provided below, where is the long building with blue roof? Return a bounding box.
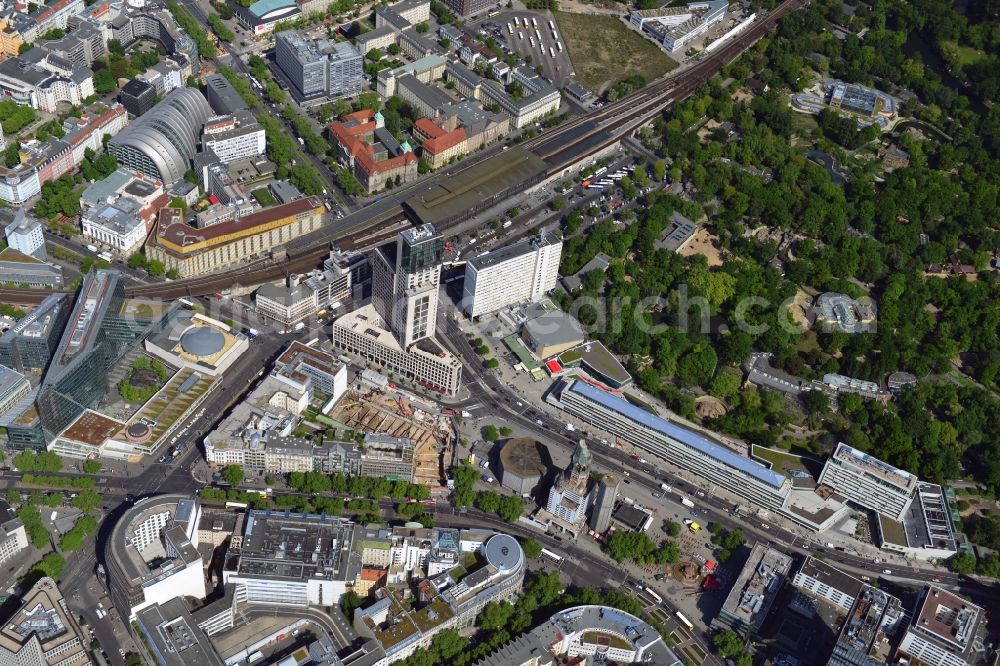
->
[556,379,791,510]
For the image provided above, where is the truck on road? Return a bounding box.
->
[659,483,671,492]
[681,497,695,509]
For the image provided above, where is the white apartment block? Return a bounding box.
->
[818,443,917,521]
[129,511,171,552]
[4,210,45,259]
[791,557,863,611]
[0,517,28,566]
[463,230,561,318]
[202,111,266,164]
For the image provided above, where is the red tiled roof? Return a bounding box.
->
[413,117,445,141]
[422,126,466,155]
[330,110,416,177]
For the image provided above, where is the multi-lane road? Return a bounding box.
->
[434,313,993,606]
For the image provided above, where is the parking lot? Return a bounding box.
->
[481,12,574,86]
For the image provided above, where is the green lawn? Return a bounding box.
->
[252,187,277,207]
[753,446,824,480]
[554,12,677,94]
[940,40,987,67]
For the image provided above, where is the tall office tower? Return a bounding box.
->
[372,224,444,348]
[589,473,619,534]
[34,270,148,441]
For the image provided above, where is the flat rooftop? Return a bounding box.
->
[228,511,358,583]
[0,576,90,664]
[795,556,864,599]
[911,586,982,654]
[831,442,917,492]
[135,597,224,666]
[720,543,793,632]
[404,148,547,227]
[60,408,124,446]
[468,229,560,271]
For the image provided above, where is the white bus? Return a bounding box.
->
[247,652,265,665]
[556,41,562,52]
[548,19,555,30]
[531,17,538,28]
[518,31,523,39]
[488,8,500,17]
[593,166,608,177]
[97,251,113,263]
[540,548,563,564]
[507,22,513,34]
[586,184,605,190]
[675,611,694,631]
[514,16,520,26]
[552,30,558,40]
[645,587,663,604]
[535,28,541,40]
[549,47,554,58]
[528,36,534,47]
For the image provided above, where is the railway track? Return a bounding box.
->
[14,0,805,304]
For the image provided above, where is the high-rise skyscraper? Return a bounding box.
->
[589,473,619,534]
[372,224,444,348]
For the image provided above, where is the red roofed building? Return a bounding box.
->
[412,102,509,170]
[328,109,418,194]
[413,118,467,169]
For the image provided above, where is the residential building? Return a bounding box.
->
[146,197,325,277]
[544,440,591,529]
[4,209,45,259]
[0,104,127,205]
[476,605,680,666]
[372,224,442,348]
[204,73,248,115]
[439,0,491,18]
[109,7,200,75]
[222,510,360,606]
[275,30,363,101]
[0,500,28,566]
[201,111,266,164]
[273,340,348,398]
[119,78,157,117]
[105,496,207,621]
[329,109,419,193]
[0,576,91,666]
[376,54,446,98]
[629,1,728,52]
[463,230,562,317]
[36,17,107,68]
[827,586,905,666]
[0,248,63,288]
[332,305,462,396]
[895,587,985,666]
[0,48,93,112]
[791,557,864,612]
[0,294,68,374]
[818,443,918,521]
[108,88,213,185]
[136,58,186,97]
[555,380,791,510]
[714,543,793,636]
[0,365,31,418]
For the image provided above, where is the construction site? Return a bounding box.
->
[329,389,455,488]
